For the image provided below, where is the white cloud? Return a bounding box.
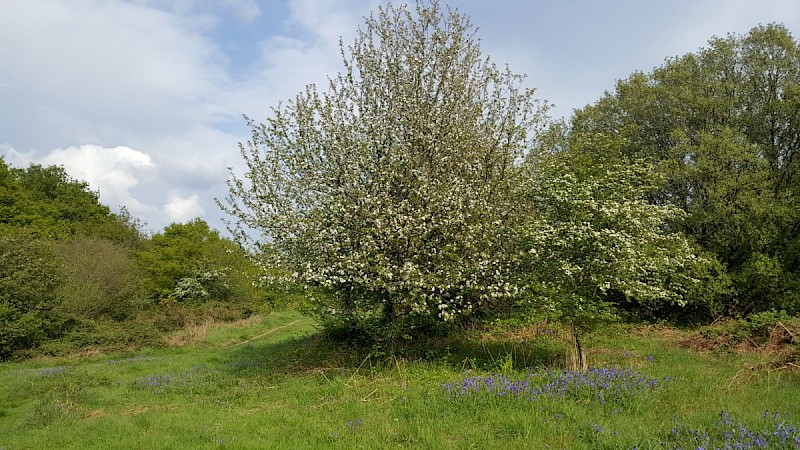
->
[0,0,229,148]
[1,144,35,166]
[39,144,158,216]
[286,0,373,42]
[164,191,205,223]
[145,127,238,188]
[223,1,375,119]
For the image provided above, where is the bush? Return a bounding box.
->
[0,230,65,359]
[138,219,264,305]
[56,236,148,321]
[734,253,798,315]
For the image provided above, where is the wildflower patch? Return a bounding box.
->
[443,367,671,406]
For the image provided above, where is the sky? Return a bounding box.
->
[2,0,799,234]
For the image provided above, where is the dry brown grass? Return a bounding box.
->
[229,314,263,329]
[163,320,212,347]
[630,324,687,341]
[479,321,563,343]
[680,320,799,378]
[162,314,266,347]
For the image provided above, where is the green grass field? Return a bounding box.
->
[1,310,798,449]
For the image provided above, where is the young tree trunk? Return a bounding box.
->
[383,296,395,324]
[566,326,589,372]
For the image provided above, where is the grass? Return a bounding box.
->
[1,310,799,449]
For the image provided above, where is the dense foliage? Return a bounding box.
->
[0,156,265,360]
[516,135,719,369]
[570,23,800,317]
[1,162,112,237]
[138,219,265,305]
[0,232,63,359]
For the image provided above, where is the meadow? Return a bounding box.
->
[1,309,798,449]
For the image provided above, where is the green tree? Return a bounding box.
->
[138,219,260,305]
[0,159,137,241]
[0,157,24,223]
[0,230,64,359]
[570,23,800,315]
[10,164,112,237]
[222,0,548,338]
[518,135,717,369]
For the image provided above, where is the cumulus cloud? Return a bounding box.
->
[0,0,229,149]
[286,0,373,42]
[164,191,205,223]
[5,144,159,217]
[0,144,35,166]
[145,127,239,191]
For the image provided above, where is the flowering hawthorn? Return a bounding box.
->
[222,1,548,331]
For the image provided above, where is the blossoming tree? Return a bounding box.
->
[221,0,548,337]
[519,134,716,370]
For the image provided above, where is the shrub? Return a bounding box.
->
[56,236,148,321]
[138,219,263,305]
[0,230,64,359]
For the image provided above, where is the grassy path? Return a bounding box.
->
[226,319,304,347]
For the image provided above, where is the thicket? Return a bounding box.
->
[0,157,267,360]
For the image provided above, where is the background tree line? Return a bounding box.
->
[0,159,270,360]
[570,23,800,318]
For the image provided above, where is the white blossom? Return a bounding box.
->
[221,1,548,326]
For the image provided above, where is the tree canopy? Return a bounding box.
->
[570,23,800,316]
[223,0,550,337]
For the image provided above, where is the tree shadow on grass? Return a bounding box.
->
[435,335,567,371]
[221,328,568,376]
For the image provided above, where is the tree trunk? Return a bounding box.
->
[566,326,589,372]
[383,295,394,323]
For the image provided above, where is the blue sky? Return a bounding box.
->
[2,0,799,233]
